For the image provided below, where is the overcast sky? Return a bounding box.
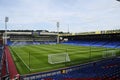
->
[0,0,120,32]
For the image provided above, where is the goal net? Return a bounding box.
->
[102,50,116,58]
[48,53,70,64]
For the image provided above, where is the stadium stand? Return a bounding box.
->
[63,40,120,48]
[20,57,120,79]
[1,30,120,79]
[7,31,57,46]
[7,40,56,46]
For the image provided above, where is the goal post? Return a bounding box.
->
[48,53,70,64]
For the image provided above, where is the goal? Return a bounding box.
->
[48,53,70,64]
[102,50,116,58]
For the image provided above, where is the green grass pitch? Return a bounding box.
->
[9,44,120,75]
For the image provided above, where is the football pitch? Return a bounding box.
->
[9,44,120,75]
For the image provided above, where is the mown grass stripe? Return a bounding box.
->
[10,44,120,74]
